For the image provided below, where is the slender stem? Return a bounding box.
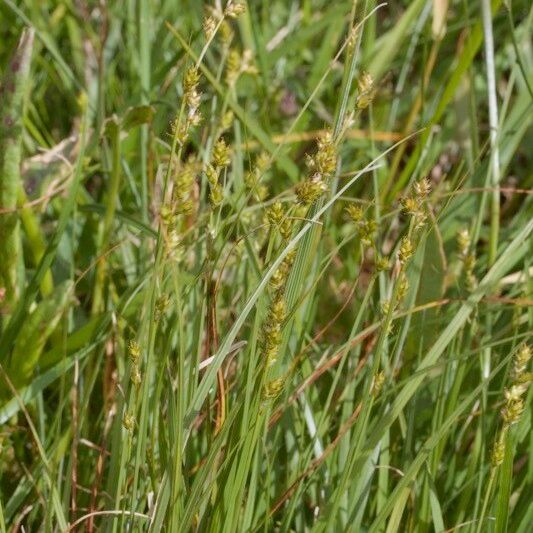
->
[480,0,501,267]
[475,469,496,533]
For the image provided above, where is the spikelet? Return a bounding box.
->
[345,204,364,223]
[226,49,241,86]
[203,16,217,40]
[123,412,135,431]
[295,131,337,206]
[371,371,385,397]
[356,71,376,109]
[205,138,232,207]
[359,218,377,247]
[491,343,531,469]
[376,255,390,272]
[261,295,287,367]
[398,237,413,266]
[295,177,327,205]
[414,178,431,198]
[212,138,231,168]
[266,202,292,241]
[224,2,246,19]
[263,377,284,400]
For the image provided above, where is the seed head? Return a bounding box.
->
[398,237,413,266]
[457,228,471,257]
[270,250,296,290]
[131,366,142,387]
[315,131,337,176]
[241,50,258,76]
[359,218,377,247]
[513,343,531,378]
[262,296,287,367]
[172,121,189,145]
[269,296,286,324]
[463,253,477,291]
[166,229,183,260]
[266,202,292,240]
[401,196,419,216]
[256,151,270,172]
[295,178,327,205]
[504,384,528,403]
[155,294,170,322]
[123,413,135,431]
[224,2,246,18]
[173,157,199,215]
[221,110,234,131]
[245,170,267,201]
[209,183,224,207]
[501,397,524,425]
[203,16,217,40]
[160,204,176,229]
[219,20,234,46]
[371,371,385,397]
[226,49,241,86]
[376,255,390,272]
[345,204,364,223]
[263,377,284,400]
[183,66,200,96]
[128,340,141,364]
[206,164,219,186]
[397,273,409,302]
[401,196,426,228]
[415,178,431,198]
[491,438,505,467]
[212,138,231,168]
[266,202,284,226]
[356,71,375,109]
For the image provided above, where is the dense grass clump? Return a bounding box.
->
[0,1,532,531]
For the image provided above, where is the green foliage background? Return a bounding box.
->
[0,0,531,531]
